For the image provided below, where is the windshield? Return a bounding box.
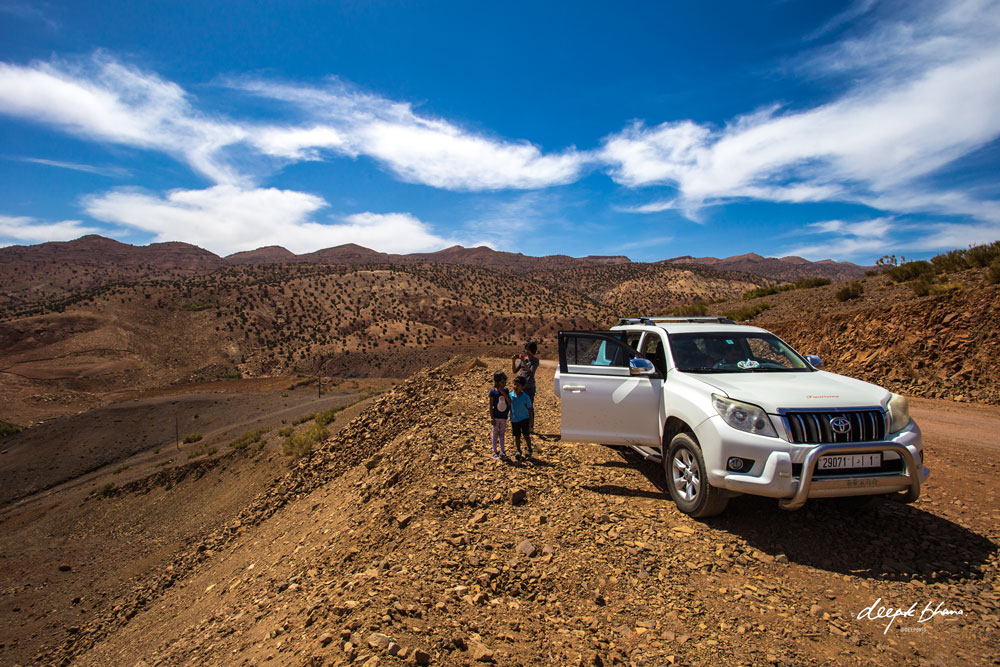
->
[667,331,813,373]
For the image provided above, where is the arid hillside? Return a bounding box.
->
[537,263,767,314]
[663,253,870,282]
[4,359,996,667]
[0,262,616,425]
[703,267,1000,405]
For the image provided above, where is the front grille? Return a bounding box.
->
[782,409,886,444]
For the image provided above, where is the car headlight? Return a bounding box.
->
[887,393,911,434]
[712,394,777,437]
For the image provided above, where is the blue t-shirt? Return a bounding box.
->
[508,390,533,423]
[489,388,510,419]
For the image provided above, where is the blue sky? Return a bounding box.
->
[1,1,998,262]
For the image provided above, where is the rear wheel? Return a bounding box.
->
[665,432,728,519]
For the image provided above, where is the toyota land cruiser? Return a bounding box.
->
[554,316,929,518]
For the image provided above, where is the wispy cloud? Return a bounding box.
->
[11,155,129,177]
[0,214,97,244]
[604,1,1000,224]
[82,185,456,255]
[0,2,59,31]
[0,55,590,191]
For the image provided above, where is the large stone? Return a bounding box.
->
[470,642,494,662]
[511,488,527,505]
[516,540,536,557]
[368,632,391,650]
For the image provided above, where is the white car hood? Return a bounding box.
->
[687,370,890,413]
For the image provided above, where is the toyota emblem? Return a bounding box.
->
[830,417,852,434]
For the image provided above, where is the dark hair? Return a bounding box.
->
[493,370,507,383]
[513,376,526,386]
[525,341,538,354]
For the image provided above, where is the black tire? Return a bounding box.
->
[664,432,729,519]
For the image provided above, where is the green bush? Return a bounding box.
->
[292,413,315,426]
[0,420,22,439]
[112,464,129,475]
[835,281,864,301]
[277,426,294,437]
[987,257,1000,285]
[229,427,270,449]
[282,422,329,458]
[793,277,831,289]
[965,241,1000,268]
[668,302,708,316]
[186,442,217,459]
[96,482,115,497]
[723,302,772,322]
[741,284,792,300]
[888,261,936,283]
[930,249,970,273]
[183,432,203,444]
[910,277,931,297]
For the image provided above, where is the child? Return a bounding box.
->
[512,341,540,431]
[487,370,511,461]
[509,376,534,459]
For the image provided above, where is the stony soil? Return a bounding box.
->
[7,358,995,667]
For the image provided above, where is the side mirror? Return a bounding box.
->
[805,355,824,368]
[629,357,657,376]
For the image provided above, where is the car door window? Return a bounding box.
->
[560,332,639,374]
[641,332,667,377]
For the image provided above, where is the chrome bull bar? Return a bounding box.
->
[778,442,924,511]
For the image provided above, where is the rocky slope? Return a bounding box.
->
[718,269,1000,405]
[24,359,998,667]
[663,253,870,282]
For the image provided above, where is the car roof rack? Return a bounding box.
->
[615,316,737,326]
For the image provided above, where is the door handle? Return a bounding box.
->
[562,384,586,392]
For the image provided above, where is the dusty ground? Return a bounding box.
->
[1,358,995,667]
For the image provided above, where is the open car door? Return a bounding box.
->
[557,331,662,446]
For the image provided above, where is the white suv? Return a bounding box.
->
[555,316,929,518]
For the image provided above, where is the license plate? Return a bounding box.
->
[817,453,882,470]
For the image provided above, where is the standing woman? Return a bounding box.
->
[512,341,540,431]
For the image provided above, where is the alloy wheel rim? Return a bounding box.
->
[671,447,701,502]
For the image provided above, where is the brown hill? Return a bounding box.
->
[663,253,870,282]
[705,268,1000,404]
[6,359,996,666]
[537,263,767,314]
[225,246,299,264]
[0,235,222,313]
[0,262,615,425]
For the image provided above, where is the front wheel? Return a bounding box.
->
[665,432,729,519]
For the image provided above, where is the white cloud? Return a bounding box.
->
[0,55,248,184]
[238,79,589,190]
[12,156,129,177]
[618,199,678,214]
[82,185,455,255]
[0,214,98,244]
[0,55,589,191]
[604,1,1000,223]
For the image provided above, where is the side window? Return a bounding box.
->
[560,333,637,373]
[625,331,643,351]
[641,332,667,376]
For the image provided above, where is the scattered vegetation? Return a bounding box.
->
[112,464,129,474]
[229,427,270,450]
[835,281,864,302]
[723,302,772,321]
[988,258,1000,285]
[292,413,315,426]
[277,426,294,437]
[95,482,115,497]
[0,420,22,439]
[667,302,708,316]
[741,277,831,300]
[187,442,217,459]
[182,432,203,444]
[282,422,329,458]
[888,260,936,283]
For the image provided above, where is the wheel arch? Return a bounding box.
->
[663,416,696,449]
